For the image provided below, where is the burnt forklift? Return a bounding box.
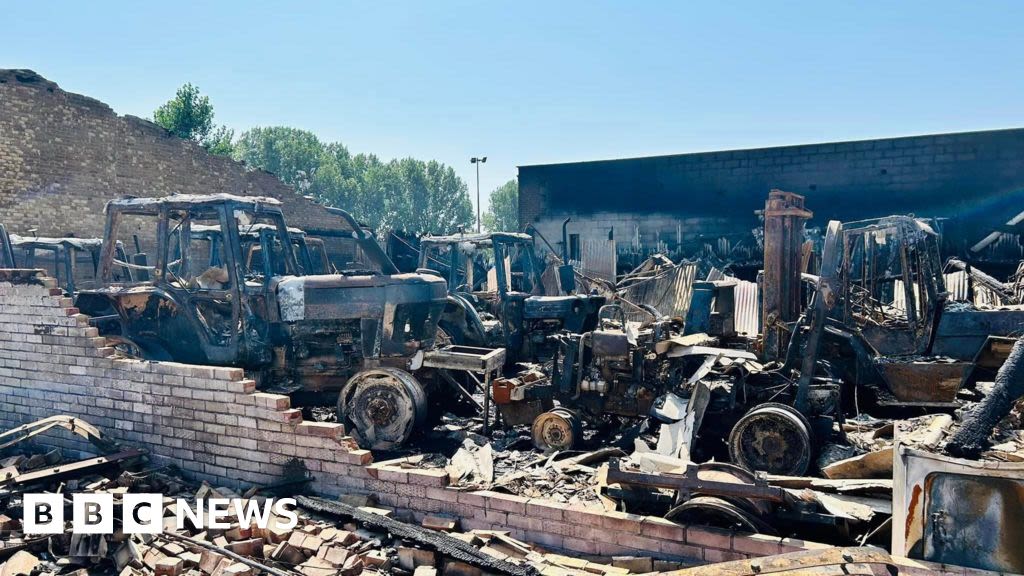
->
[76,193,455,449]
[416,231,605,365]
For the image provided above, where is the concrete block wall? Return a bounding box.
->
[519,128,1024,229]
[0,269,826,564]
[519,128,1024,279]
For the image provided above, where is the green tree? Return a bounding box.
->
[153,83,234,155]
[233,127,326,189]
[233,126,473,235]
[482,179,519,232]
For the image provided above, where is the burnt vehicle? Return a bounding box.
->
[75,193,449,449]
[416,232,604,364]
[815,215,1024,408]
[187,223,332,276]
[520,295,843,479]
[2,233,129,294]
[510,195,847,475]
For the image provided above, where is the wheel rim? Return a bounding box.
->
[728,402,812,476]
[531,408,580,451]
[435,326,454,348]
[666,496,777,535]
[106,336,144,359]
[338,368,426,450]
[690,462,774,516]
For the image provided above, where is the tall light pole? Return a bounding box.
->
[471,156,486,232]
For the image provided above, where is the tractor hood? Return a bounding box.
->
[274,272,447,323]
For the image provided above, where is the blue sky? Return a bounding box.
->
[5,1,1023,212]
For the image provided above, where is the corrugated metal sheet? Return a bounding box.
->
[896,270,1004,309]
[733,278,760,336]
[619,262,697,322]
[571,238,616,281]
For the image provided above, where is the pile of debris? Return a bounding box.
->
[0,419,681,576]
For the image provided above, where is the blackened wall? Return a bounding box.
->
[519,128,1024,278]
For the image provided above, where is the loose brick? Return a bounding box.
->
[731,533,784,556]
[686,526,733,549]
[407,468,448,487]
[640,516,685,541]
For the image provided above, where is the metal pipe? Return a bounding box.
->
[561,218,571,262]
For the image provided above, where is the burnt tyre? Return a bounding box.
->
[105,335,145,359]
[104,335,172,361]
[727,402,813,476]
[337,367,427,450]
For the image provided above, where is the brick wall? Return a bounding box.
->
[0,269,827,564]
[0,69,345,239]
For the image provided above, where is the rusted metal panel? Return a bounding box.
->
[422,345,505,372]
[893,445,1024,573]
[898,270,1003,308]
[873,359,972,403]
[571,237,617,281]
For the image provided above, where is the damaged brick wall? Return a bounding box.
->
[0,270,827,564]
[0,69,344,239]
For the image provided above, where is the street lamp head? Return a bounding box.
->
[471,156,488,164]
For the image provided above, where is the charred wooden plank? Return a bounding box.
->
[295,495,537,576]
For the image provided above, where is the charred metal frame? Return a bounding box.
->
[761,190,812,361]
[5,234,125,294]
[422,345,506,433]
[88,194,297,365]
[417,231,603,364]
[835,216,946,357]
[893,445,1024,573]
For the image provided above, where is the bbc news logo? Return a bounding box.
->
[24,494,298,534]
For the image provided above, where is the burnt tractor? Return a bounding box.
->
[515,296,842,478]
[1,232,124,295]
[76,194,448,449]
[188,223,332,277]
[416,232,604,364]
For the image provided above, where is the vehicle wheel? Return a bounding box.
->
[106,335,144,359]
[727,402,812,476]
[665,496,777,535]
[685,462,775,516]
[531,407,582,452]
[436,322,462,347]
[104,335,172,361]
[337,368,427,450]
